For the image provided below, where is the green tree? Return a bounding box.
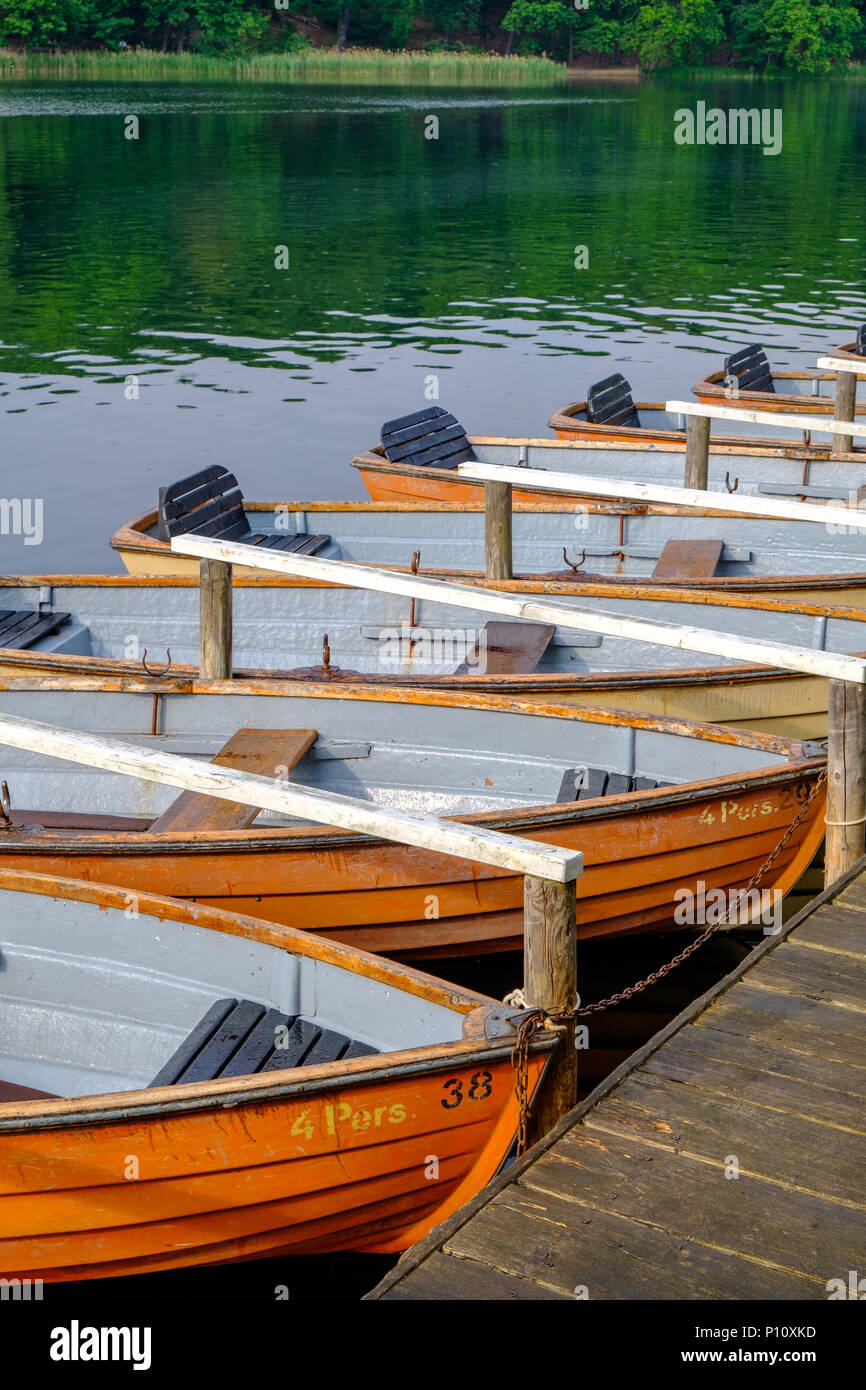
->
[421,0,481,47]
[625,0,725,69]
[731,0,861,72]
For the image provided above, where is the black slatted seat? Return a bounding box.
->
[573,769,671,802]
[586,374,641,429]
[381,406,476,471]
[150,997,377,1087]
[0,608,70,651]
[857,325,866,356]
[158,466,330,555]
[723,345,775,395]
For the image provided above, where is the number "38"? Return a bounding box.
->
[441,1070,493,1109]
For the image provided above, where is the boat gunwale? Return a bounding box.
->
[692,366,866,412]
[0,760,827,856]
[0,672,815,755]
[546,398,836,457]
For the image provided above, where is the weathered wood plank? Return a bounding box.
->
[652,539,724,581]
[585,1070,866,1198]
[378,1249,573,1301]
[642,1028,866,1130]
[794,905,866,958]
[445,1182,824,1299]
[149,728,317,834]
[748,939,866,1012]
[522,1136,858,1287]
[693,980,866,1067]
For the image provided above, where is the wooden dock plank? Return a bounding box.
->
[446,1183,823,1300]
[585,1072,864,1199]
[367,852,866,1302]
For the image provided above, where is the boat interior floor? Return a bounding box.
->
[150,996,378,1087]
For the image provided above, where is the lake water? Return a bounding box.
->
[1,76,864,571]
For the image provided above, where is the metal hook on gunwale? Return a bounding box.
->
[724,472,739,493]
[0,781,12,830]
[141,649,172,677]
[562,547,586,574]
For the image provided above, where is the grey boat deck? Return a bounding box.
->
[366,855,866,1301]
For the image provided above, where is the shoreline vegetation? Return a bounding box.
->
[1,49,865,86]
[0,47,564,84]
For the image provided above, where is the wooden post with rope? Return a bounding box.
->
[523,874,578,1144]
[825,679,866,887]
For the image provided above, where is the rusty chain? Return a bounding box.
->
[510,769,827,1153]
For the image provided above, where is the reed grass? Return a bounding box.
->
[0,47,565,86]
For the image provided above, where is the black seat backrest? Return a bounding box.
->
[158,465,250,542]
[723,345,775,395]
[585,374,641,428]
[380,406,476,471]
[856,324,866,356]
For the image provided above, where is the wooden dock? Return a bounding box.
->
[366,856,866,1301]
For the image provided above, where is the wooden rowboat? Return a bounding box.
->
[113,490,866,604]
[353,434,866,509]
[0,869,551,1277]
[692,342,866,416]
[1,573,865,735]
[0,678,826,956]
[548,371,850,454]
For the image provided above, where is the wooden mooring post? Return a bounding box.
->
[817,355,863,458]
[683,413,710,490]
[484,480,513,580]
[825,679,866,888]
[199,558,232,679]
[524,874,578,1143]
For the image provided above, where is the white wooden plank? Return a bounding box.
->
[171,534,866,684]
[457,461,866,529]
[0,712,583,883]
[665,399,866,439]
[817,356,866,376]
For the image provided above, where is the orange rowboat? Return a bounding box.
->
[0,678,827,957]
[692,342,866,415]
[0,870,553,1280]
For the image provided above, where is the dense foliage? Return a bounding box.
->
[0,0,864,71]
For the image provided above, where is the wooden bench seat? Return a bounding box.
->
[157,466,330,553]
[150,997,377,1087]
[149,728,317,834]
[0,608,70,651]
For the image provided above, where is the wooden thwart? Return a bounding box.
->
[149,728,317,833]
[652,539,724,582]
[454,621,555,676]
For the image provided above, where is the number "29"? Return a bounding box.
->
[441,1070,493,1109]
